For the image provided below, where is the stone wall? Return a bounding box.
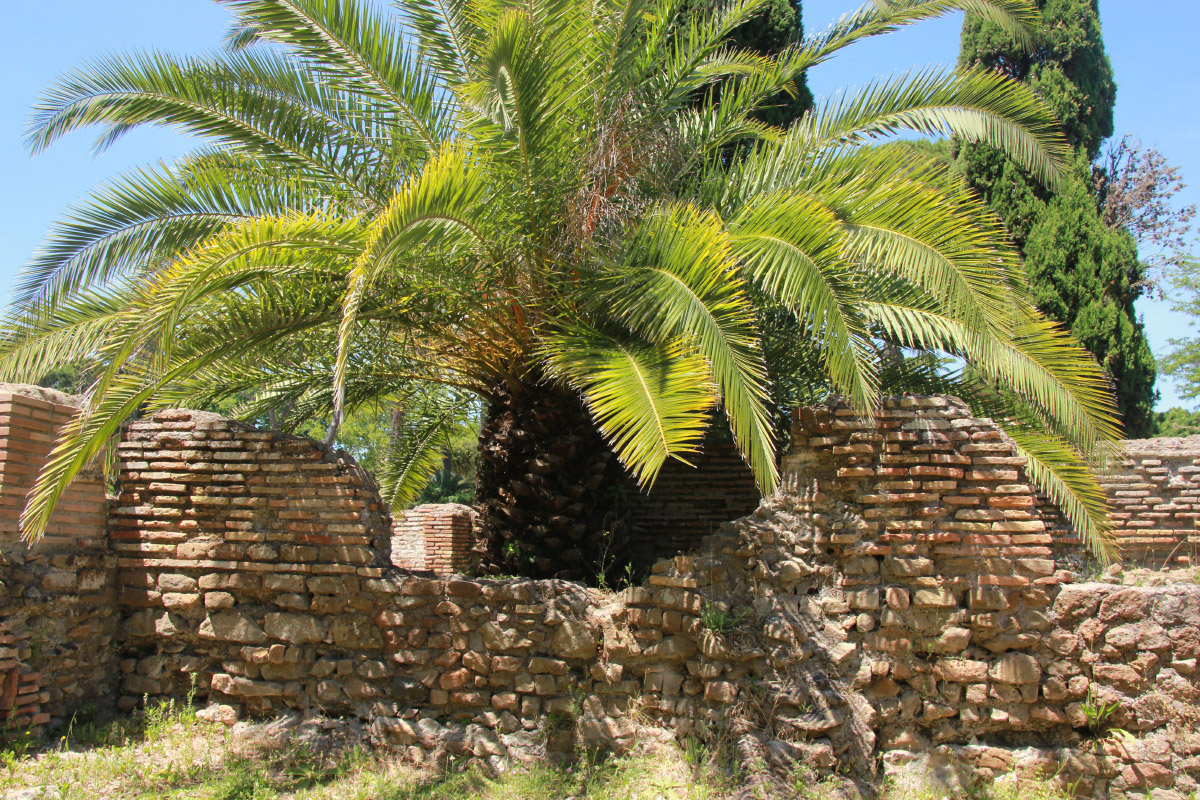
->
[1,387,1198,796]
[0,387,116,732]
[777,398,1200,796]
[100,399,1200,797]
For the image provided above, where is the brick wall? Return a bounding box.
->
[99,397,1200,797]
[285,422,1200,574]
[110,409,392,706]
[0,386,116,731]
[627,439,761,566]
[2,384,1197,793]
[391,444,759,574]
[1095,436,1200,566]
[391,504,474,573]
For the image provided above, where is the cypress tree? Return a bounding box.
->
[730,0,813,126]
[693,0,813,126]
[958,0,1157,436]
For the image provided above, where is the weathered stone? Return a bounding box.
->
[643,635,697,660]
[934,659,989,683]
[481,622,533,651]
[883,557,935,579]
[204,591,235,610]
[1092,663,1145,692]
[210,673,283,697]
[439,668,471,690]
[551,620,598,660]
[1099,589,1151,623]
[162,592,201,611]
[196,704,240,725]
[886,588,911,611]
[705,680,738,703]
[329,615,383,649]
[158,573,198,592]
[263,612,327,644]
[199,610,267,644]
[989,653,1041,685]
[124,609,184,638]
[913,588,957,609]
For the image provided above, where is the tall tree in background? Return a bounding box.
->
[957,0,1157,436]
[724,0,813,126]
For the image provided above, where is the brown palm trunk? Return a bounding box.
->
[472,378,632,583]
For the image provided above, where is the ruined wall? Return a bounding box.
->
[391,504,474,573]
[110,409,392,708]
[1096,436,1200,566]
[391,444,759,575]
[374,430,1200,576]
[0,387,116,731]
[777,398,1200,796]
[0,385,1196,795]
[103,399,1200,798]
[626,440,761,566]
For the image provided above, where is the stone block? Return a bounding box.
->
[913,588,957,609]
[935,659,988,683]
[199,610,268,644]
[551,620,598,660]
[883,558,935,579]
[204,591,235,610]
[989,653,1041,685]
[705,680,738,703]
[263,612,327,644]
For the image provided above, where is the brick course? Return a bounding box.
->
[626,439,760,566]
[391,504,474,573]
[1094,436,1200,565]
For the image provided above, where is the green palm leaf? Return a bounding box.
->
[543,327,716,485]
[603,204,777,491]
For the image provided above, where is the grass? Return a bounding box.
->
[699,601,746,634]
[0,702,733,800]
[0,700,1132,800]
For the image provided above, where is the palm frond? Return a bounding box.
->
[728,191,878,411]
[542,327,716,485]
[603,204,777,491]
[217,0,449,147]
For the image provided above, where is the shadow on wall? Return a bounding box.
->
[0,386,117,732]
[390,443,762,578]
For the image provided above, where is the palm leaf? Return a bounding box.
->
[542,327,716,485]
[602,203,777,491]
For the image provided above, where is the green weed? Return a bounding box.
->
[212,759,277,800]
[700,602,746,633]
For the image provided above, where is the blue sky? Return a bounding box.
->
[3,1,1198,407]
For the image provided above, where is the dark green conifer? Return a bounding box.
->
[693,0,813,126]
[958,0,1157,436]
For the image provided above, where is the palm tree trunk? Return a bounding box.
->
[473,378,631,582]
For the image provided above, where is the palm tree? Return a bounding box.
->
[3,0,1121,580]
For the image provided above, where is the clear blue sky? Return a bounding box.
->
[4,1,1199,408]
